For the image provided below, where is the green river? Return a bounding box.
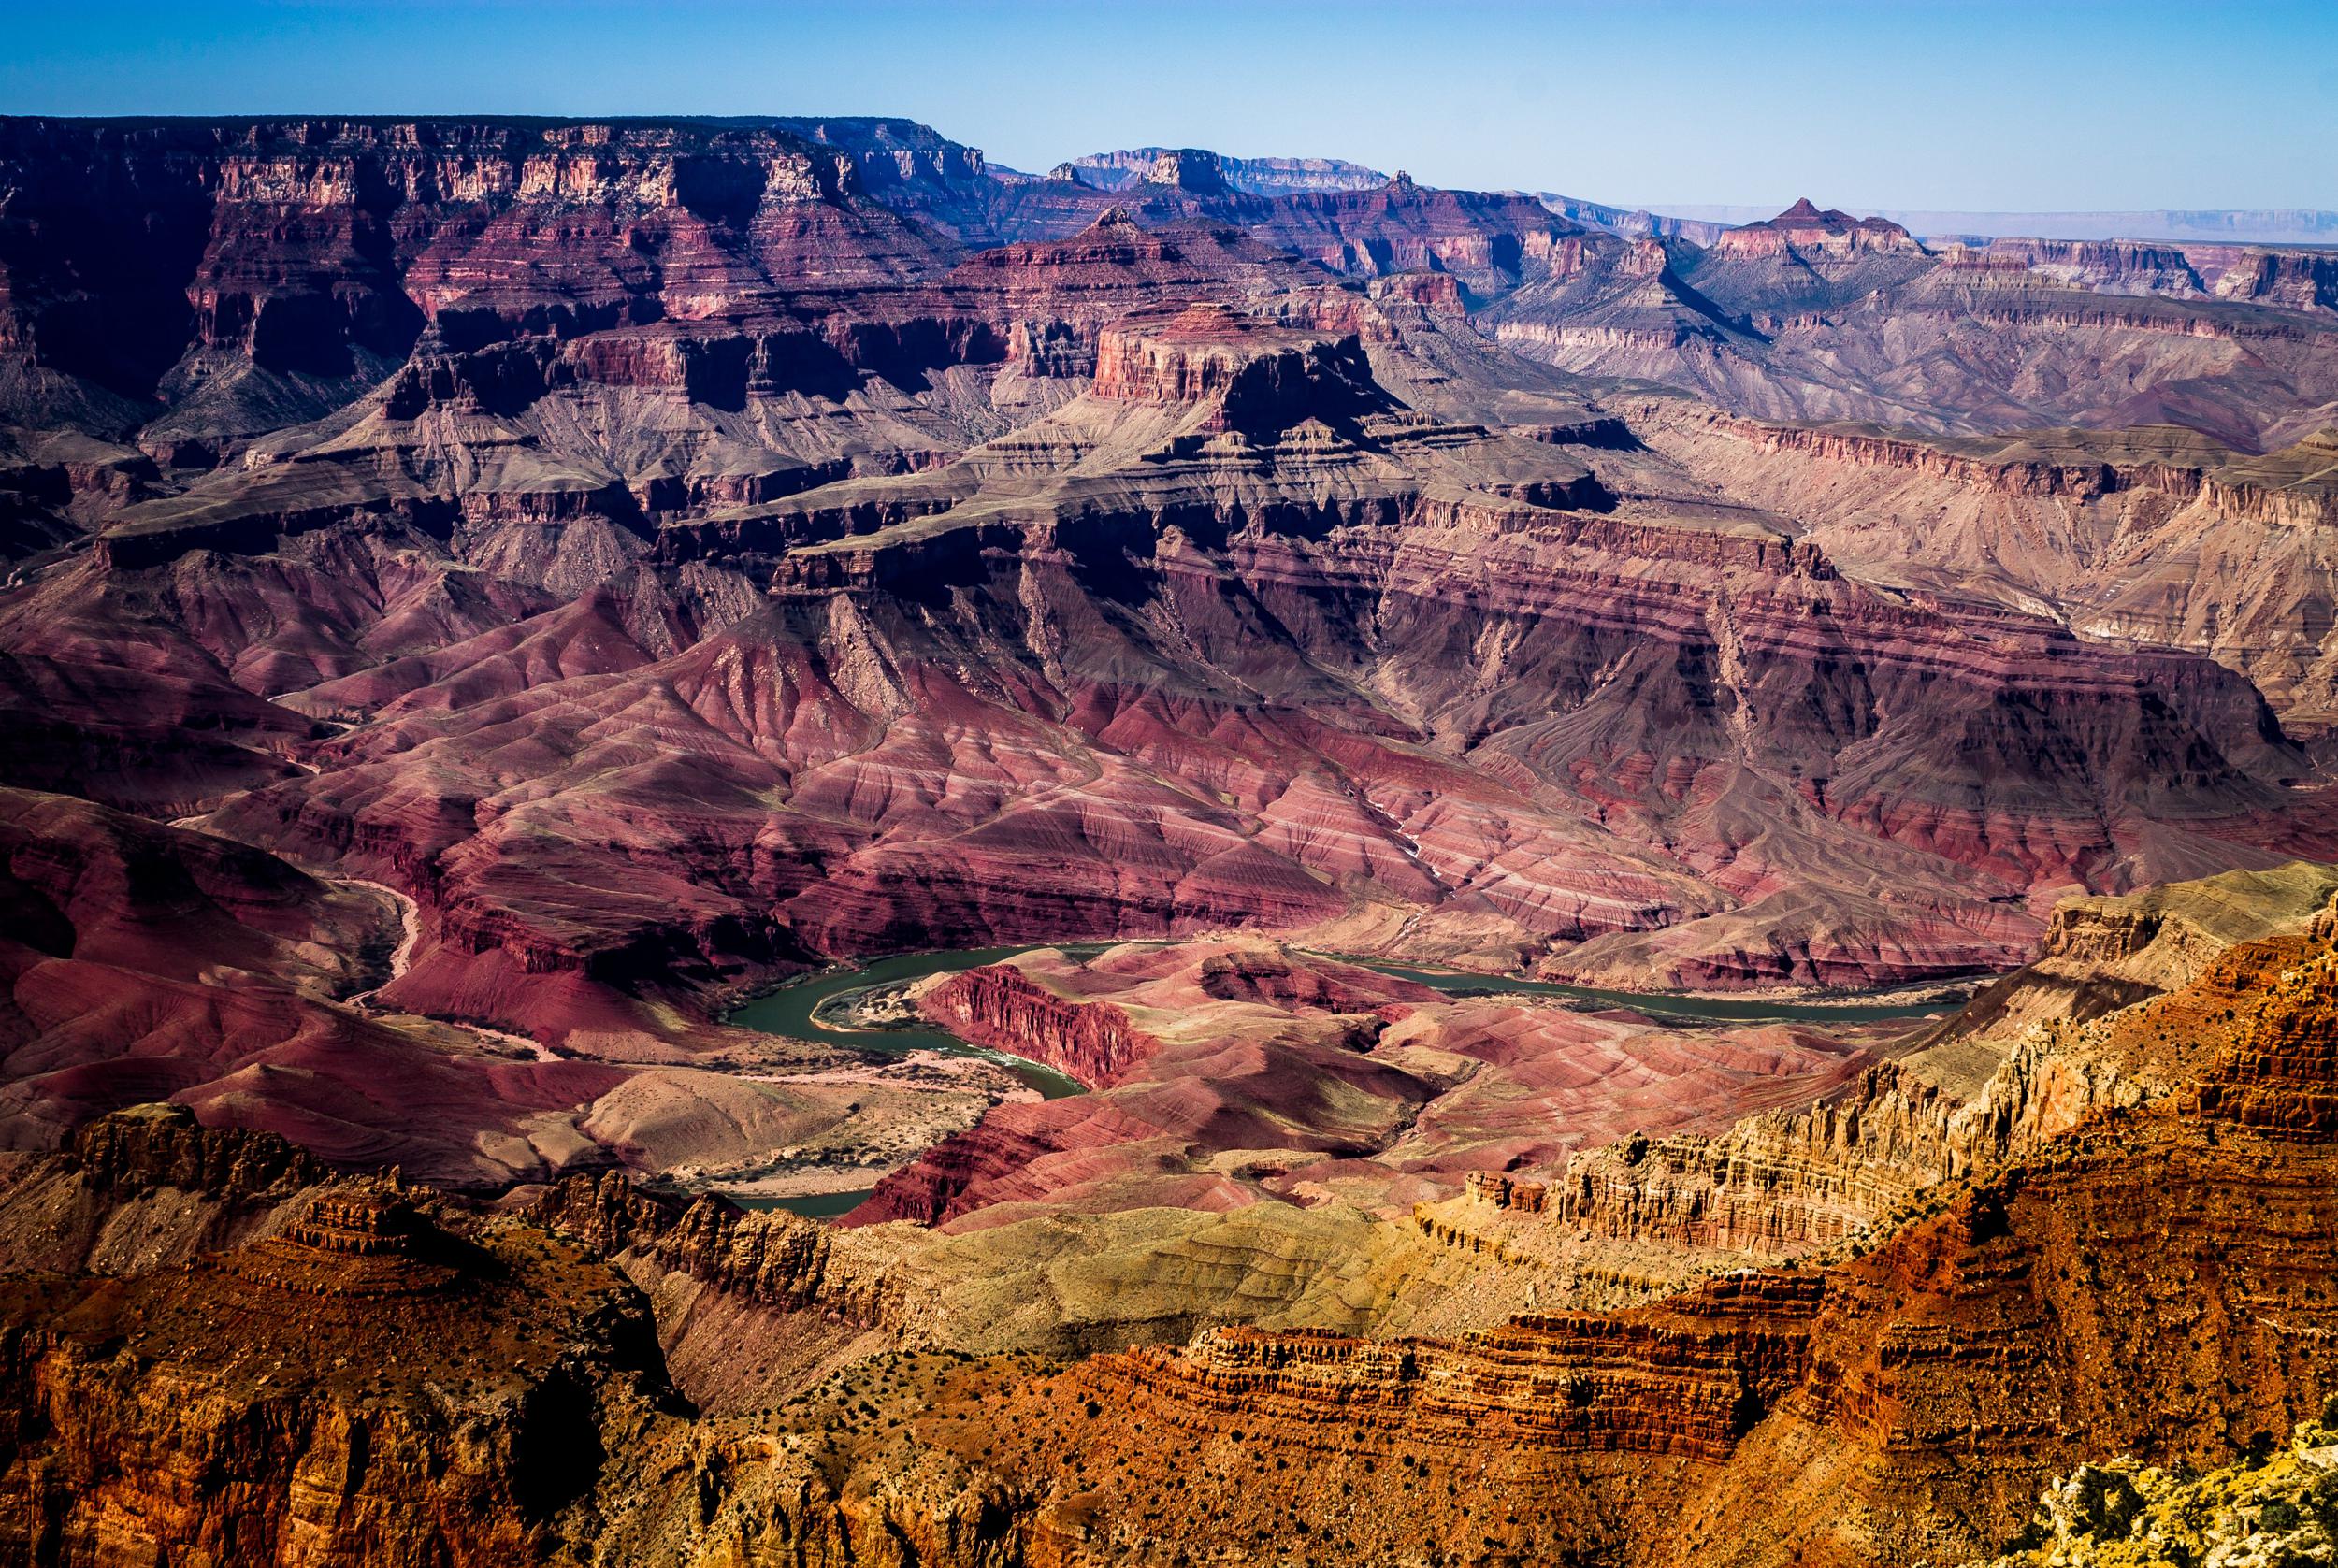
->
[728,942,1968,1089]
[723,943,1969,1218]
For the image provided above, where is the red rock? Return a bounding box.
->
[845,940,1883,1230]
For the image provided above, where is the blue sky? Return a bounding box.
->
[4,1,2334,212]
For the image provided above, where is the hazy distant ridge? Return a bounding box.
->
[1652,204,2338,246]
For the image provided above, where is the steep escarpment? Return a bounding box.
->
[949,925,2338,1567]
[1681,414,2337,529]
[1090,302,1390,428]
[0,1101,326,1274]
[1973,233,2338,317]
[919,964,1155,1087]
[1641,408,2338,726]
[529,1169,899,1322]
[1064,147,1391,198]
[0,1172,680,1567]
[1125,1270,1825,1460]
[0,116,962,453]
[1491,201,2338,450]
[1435,874,2338,1297]
[164,304,2322,1050]
[1919,860,2338,1069]
[4,882,2338,1566]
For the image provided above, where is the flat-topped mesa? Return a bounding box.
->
[1141,147,1234,195]
[1090,302,1389,431]
[1710,198,1927,258]
[770,114,989,189]
[947,210,1312,374]
[1977,237,2207,295]
[1965,236,2338,315]
[1703,415,2338,525]
[1367,269,1469,315]
[1065,146,1389,196]
[2206,246,2338,312]
[0,115,857,199]
[1933,246,2040,279]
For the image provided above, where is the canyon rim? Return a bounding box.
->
[4,4,2338,1564]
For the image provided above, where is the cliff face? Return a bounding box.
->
[1089,302,1389,432]
[1640,407,2338,727]
[1701,418,2336,524]
[0,1102,326,1275]
[1922,861,2338,1067]
[1123,1271,1825,1461]
[1705,199,1927,262]
[989,933,2338,1567]
[1529,1060,1962,1259]
[2207,245,2338,313]
[917,963,1154,1087]
[0,114,1632,457]
[1064,147,1392,197]
[1967,234,2338,318]
[0,117,948,435]
[1491,203,2338,452]
[1976,237,2208,295]
[0,1133,679,1568]
[528,1169,902,1324]
[1407,879,2338,1342]
[5,892,2338,1567]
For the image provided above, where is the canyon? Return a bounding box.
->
[3,871,2336,1563]
[0,108,2335,1565]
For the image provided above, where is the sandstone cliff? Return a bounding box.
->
[5,899,2338,1565]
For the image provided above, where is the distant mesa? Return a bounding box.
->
[1141,148,1234,194]
[1090,301,1389,431]
[1063,144,1390,197]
